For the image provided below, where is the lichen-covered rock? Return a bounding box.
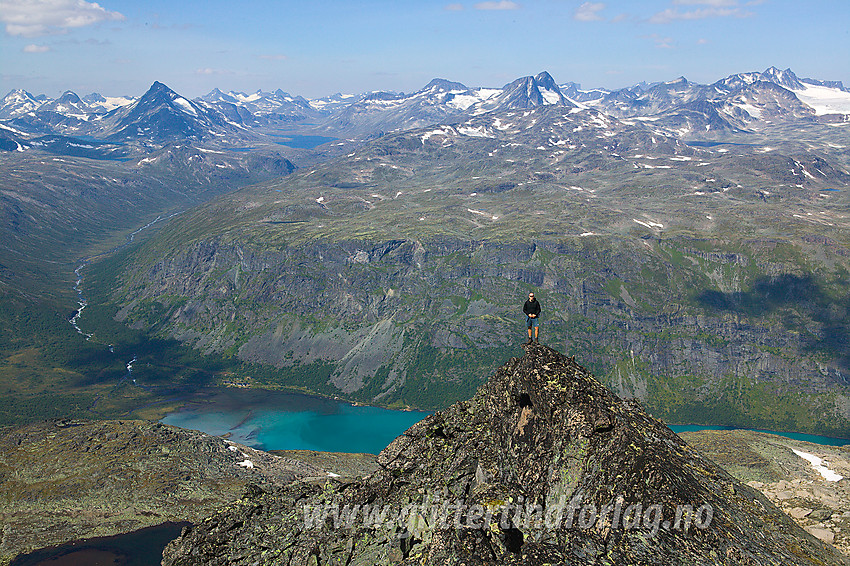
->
[162,345,850,565]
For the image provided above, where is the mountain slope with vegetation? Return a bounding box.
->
[91,101,850,435]
[2,68,849,434]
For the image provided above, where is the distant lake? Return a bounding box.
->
[161,388,429,454]
[685,141,757,148]
[272,134,337,149]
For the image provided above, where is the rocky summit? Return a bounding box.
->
[162,345,848,565]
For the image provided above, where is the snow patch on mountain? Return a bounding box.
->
[458,125,492,138]
[173,97,198,117]
[792,84,850,116]
[447,89,499,111]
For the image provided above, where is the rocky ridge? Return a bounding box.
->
[162,345,849,565]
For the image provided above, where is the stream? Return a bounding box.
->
[69,213,178,340]
[68,212,181,409]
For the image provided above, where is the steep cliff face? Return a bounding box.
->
[110,230,850,435]
[162,346,849,565]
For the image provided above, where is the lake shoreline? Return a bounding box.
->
[159,386,849,451]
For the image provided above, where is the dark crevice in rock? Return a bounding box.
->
[502,525,524,554]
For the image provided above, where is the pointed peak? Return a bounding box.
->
[759,67,803,89]
[533,71,557,87]
[146,81,176,97]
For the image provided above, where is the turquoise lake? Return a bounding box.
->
[160,389,429,454]
[161,389,848,454]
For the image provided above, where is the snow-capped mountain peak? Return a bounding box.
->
[760,66,805,90]
[0,89,44,119]
[470,71,573,114]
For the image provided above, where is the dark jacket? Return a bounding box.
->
[523,298,541,317]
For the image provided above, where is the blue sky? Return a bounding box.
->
[1,0,848,99]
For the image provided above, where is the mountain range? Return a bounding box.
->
[2,67,849,154]
[1,66,850,438]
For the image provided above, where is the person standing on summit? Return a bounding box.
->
[523,292,541,345]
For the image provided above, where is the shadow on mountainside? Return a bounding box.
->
[696,274,850,379]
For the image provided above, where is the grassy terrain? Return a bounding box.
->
[3,105,850,436]
[0,145,298,425]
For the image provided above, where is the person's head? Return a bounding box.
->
[528,292,535,301]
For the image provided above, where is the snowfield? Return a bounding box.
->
[792,449,844,482]
[173,96,198,116]
[793,84,850,116]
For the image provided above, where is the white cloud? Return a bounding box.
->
[0,0,125,37]
[649,6,749,23]
[474,1,519,10]
[259,54,287,61]
[195,68,233,76]
[23,43,49,52]
[444,3,464,10]
[574,2,606,21]
[645,33,675,48]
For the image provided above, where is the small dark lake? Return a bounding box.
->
[10,522,190,566]
[685,141,757,148]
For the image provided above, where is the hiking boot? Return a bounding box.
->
[525,338,533,345]
[534,338,539,344]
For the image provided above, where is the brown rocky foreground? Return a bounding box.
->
[0,419,371,565]
[2,348,849,564]
[162,345,849,565]
[680,429,850,557]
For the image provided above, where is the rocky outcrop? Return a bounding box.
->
[680,429,850,558]
[162,346,849,565]
[0,419,343,562]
